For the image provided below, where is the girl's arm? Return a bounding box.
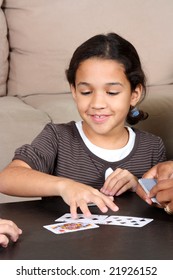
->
[0,160,119,218]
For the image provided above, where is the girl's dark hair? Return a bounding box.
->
[66,32,148,125]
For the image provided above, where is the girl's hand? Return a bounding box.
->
[58,180,119,219]
[100,168,137,196]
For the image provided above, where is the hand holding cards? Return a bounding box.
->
[138,178,159,204]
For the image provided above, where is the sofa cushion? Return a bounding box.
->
[3,0,173,97]
[136,84,173,160]
[23,93,81,123]
[0,0,8,96]
[0,96,50,170]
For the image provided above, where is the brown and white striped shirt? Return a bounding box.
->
[13,121,167,189]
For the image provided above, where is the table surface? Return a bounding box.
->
[0,193,173,260]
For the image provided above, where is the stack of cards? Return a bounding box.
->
[138,178,159,204]
[43,213,153,234]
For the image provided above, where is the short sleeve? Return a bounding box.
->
[13,123,59,174]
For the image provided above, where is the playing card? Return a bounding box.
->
[105,167,113,179]
[99,215,153,227]
[138,178,159,204]
[43,221,99,234]
[87,202,96,206]
[55,213,108,224]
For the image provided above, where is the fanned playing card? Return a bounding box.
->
[55,213,108,224]
[99,215,153,227]
[43,221,99,234]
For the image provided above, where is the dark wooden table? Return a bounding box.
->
[0,193,173,260]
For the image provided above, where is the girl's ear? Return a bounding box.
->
[130,84,143,106]
[70,85,77,101]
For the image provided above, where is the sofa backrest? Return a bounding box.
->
[0,0,8,96]
[1,0,173,97]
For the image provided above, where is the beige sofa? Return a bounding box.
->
[0,0,173,202]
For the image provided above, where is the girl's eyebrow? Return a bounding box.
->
[77,82,90,87]
[105,82,123,87]
[77,82,123,87]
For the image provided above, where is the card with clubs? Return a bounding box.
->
[55,213,108,224]
[138,178,159,204]
[43,221,99,234]
[100,215,153,227]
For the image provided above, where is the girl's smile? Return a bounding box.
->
[90,114,111,123]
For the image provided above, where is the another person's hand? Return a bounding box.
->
[100,168,137,196]
[59,180,119,218]
[136,182,152,205]
[136,161,173,214]
[0,219,22,248]
[149,179,173,213]
[143,161,173,180]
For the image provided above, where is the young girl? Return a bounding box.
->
[0,33,166,218]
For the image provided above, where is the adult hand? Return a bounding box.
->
[0,219,22,248]
[136,161,173,213]
[136,182,153,205]
[149,179,173,213]
[143,161,173,180]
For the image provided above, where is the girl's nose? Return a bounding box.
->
[91,92,107,109]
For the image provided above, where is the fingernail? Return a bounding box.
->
[71,215,77,219]
[145,198,152,205]
[102,206,108,213]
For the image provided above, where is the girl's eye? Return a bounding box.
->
[80,91,92,95]
[107,91,120,96]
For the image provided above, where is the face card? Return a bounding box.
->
[43,222,99,234]
[100,215,153,227]
[138,178,159,204]
[55,213,108,224]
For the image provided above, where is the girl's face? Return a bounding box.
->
[71,58,142,146]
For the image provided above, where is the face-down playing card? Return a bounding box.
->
[55,213,108,224]
[43,221,99,234]
[99,215,153,227]
[138,178,159,204]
